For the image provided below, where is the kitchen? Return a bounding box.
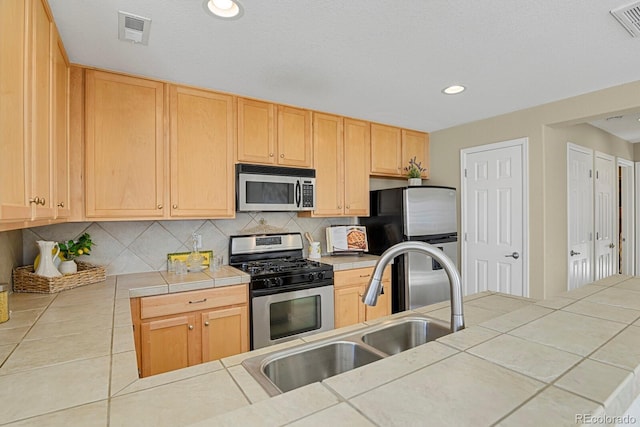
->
[2,0,640,425]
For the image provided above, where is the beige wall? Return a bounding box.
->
[430,79,640,299]
[0,230,23,289]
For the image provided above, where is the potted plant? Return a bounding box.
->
[57,233,94,274]
[405,156,426,186]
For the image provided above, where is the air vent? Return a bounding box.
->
[118,11,151,45]
[611,2,640,37]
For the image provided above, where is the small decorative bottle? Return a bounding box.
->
[186,233,205,272]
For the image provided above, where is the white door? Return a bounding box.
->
[594,152,616,280]
[461,138,528,297]
[567,143,593,290]
[618,158,635,275]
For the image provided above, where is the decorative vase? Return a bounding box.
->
[408,178,422,186]
[58,260,78,274]
[34,241,62,277]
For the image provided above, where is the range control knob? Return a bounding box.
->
[317,271,325,280]
[307,272,316,281]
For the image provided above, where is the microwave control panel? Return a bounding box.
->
[302,183,314,208]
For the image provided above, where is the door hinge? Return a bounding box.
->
[596,170,599,179]
[589,169,592,178]
[464,232,467,241]
[464,168,467,178]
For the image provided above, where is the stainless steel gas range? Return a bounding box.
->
[229,232,334,350]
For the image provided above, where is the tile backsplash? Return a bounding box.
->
[23,213,355,276]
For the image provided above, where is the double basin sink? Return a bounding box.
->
[242,315,452,396]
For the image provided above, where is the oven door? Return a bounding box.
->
[251,285,334,349]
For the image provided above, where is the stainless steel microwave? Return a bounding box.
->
[236,164,316,212]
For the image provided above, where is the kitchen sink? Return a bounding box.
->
[242,314,453,396]
[361,316,451,355]
[259,341,384,394]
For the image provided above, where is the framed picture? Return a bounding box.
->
[167,250,213,267]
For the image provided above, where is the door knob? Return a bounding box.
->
[609,243,616,249]
[505,252,520,259]
[570,250,581,256]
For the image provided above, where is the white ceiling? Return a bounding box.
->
[49,0,640,140]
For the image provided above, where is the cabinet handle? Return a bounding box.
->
[204,321,210,327]
[157,204,163,209]
[346,205,350,209]
[269,153,274,157]
[29,197,40,205]
[39,197,46,206]
[280,154,284,158]
[188,298,207,304]
[188,325,194,330]
[172,204,178,209]
[338,205,342,209]
[359,274,369,278]
[57,202,64,208]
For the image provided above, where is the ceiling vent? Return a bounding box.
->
[610,2,640,37]
[118,11,151,45]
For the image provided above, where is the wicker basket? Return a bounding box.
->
[12,262,107,294]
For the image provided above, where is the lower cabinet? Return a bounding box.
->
[131,285,249,377]
[334,266,391,329]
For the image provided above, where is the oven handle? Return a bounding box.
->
[251,280,333,297]
[295,180,301,208]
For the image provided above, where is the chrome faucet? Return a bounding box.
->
[362,241,465,332]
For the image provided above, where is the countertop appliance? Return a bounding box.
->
[236,163,316,212]
[360,186,458,313]
[229,232,334,349]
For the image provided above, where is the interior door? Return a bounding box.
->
[461,138,527,297]
[594,152,616,280]
[618,158,634,275]
[567,144,594,290]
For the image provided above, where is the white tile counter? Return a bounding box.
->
[0,272,639,426]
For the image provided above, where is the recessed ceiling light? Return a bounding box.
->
[205,0,243,19]
[442,85,466,95]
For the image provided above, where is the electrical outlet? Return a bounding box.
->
[195,234,202,249]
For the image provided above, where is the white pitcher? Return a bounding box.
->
[34,241,62,277]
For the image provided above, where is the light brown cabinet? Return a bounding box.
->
[0,0,70,224]
[334,266,391,329]
[85,70,165,218]
[53,28,70,219]
[131,285,249,377]
[169,85,235,218]
[306,114,369,217]
[237,98,312,168]
[370,124,429,179]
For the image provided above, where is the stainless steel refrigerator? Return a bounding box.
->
[360,186,458,313]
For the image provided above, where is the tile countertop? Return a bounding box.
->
[0,273,639,426]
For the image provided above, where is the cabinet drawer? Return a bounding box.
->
[334,266,390,289]
[140,285,248,319]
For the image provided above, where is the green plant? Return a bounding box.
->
[58,233,94,261]
[404,156,426,178]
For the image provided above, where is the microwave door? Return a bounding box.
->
[238,174,297,211]
[295,180,301,208]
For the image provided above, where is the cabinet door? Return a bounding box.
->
[169,86,235,218]
[277,106,312,167]
[402,130,429,179]
[201,305,248,362]
[85,71,165,217]
[343,118,370,216]
[140,314,198,377]
[0,0,31,221]
[31,0,55,219]
[370,123,402,176]
[334,285,365,328]
[237,98,276,165]
[53,31,70,218]
[311,113,344,216]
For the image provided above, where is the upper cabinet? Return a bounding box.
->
[169,85,235,218]
[85,70,165,218]
[53,29,70,219]
[276,105,312,167]
[0,0,31,221]
[306,115,370,217]
[0,0,69,224]
[237,98,312,168]
[370,123,429,179]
